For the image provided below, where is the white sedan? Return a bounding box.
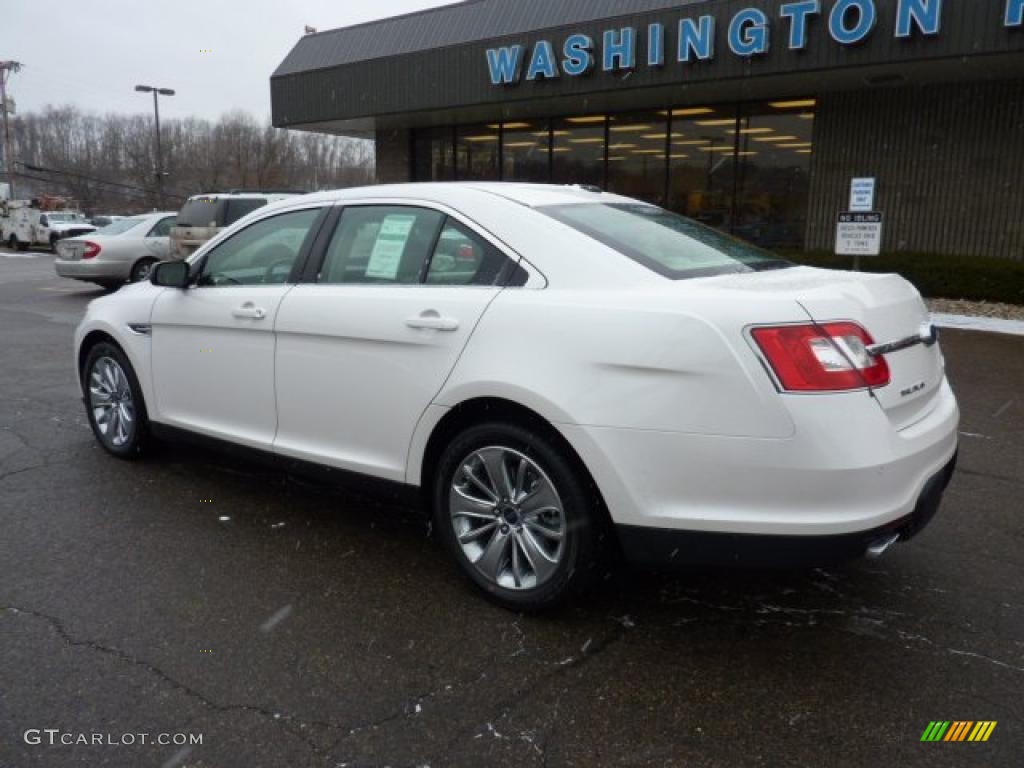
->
[73,184,959,610]
[56,212,177,288]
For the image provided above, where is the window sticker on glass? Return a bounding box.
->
[365,214,417,280]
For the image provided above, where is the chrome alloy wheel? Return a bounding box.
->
[449,447,566,591]
[89,356,135,448]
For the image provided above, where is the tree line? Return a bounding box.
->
[5,105,375,214]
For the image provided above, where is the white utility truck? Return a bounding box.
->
[1,197,96,252]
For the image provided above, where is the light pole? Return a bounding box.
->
[0,61,22,200]
[135,84,175,208]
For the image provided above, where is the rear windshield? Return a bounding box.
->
[97,217,146,236]
[538,202,792,279]
[176,198,222,228]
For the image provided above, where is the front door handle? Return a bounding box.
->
[232,303,267,320]
[406,310,459,332]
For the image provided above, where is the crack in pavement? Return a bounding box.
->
[324,623,625,767]
[2,604,435,762]
[0,454,77,483]
[435,626,627,764]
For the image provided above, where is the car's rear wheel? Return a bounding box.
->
[82,342,150,459]
[130,258,157,283]
[433,422,603,611]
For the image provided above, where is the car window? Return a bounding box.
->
[197,209,320,287]
[425,218,518,286]
[319,206,444,285]
[147,216,177,238]
[98,217,147,236]
[538,203,792,280]
[176,198,221,228]
[224,199,268,226]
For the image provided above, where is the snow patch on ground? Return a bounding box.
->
[932,313,1024,337]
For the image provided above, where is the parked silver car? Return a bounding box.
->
[55,212,177,288]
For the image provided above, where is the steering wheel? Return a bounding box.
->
[263,259,294,284]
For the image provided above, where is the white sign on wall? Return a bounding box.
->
[836,212,883,257]
[849,178,877,212]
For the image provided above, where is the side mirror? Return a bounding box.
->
[151,260,191,289]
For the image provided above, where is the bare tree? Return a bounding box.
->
[9,105,374,213]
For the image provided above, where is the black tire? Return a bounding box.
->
[433,421,604,611]
[130,258,157,283]
[81,342,150,459]
[49,235,59,253]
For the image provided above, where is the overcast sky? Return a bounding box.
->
[5,0,453,122]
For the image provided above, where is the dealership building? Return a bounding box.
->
[272,0,1024,258]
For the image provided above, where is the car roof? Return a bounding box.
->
[194,183,666,290]
[124,211,177,220]
[187,192,301,201]
[296,182,638,209]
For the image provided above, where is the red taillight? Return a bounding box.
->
[82,241,102,259]
[751,322,890,392]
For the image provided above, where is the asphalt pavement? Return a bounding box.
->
[1,249,1021,768]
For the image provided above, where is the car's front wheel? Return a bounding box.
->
[433,422,603,611]
[82,342,150,459]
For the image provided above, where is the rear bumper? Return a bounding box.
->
[561,377,959,538]
[617,451,958,568]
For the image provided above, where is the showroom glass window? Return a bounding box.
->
[455,124,500,180]
[606,111,670,208]
[667,105,739,235]
[732,100,815,251]
[501,120,551,182]
[551,115,605,188]
[198,208,321,286]
[410,97,815,249]
[413,127,455,181]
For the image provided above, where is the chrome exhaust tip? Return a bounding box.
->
[865,533,901,560]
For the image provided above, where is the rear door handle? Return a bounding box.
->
[232,303,267,320]
[406,310,459,332]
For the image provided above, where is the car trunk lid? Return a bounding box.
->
[57,240,86,261]
[703,267,945,430]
